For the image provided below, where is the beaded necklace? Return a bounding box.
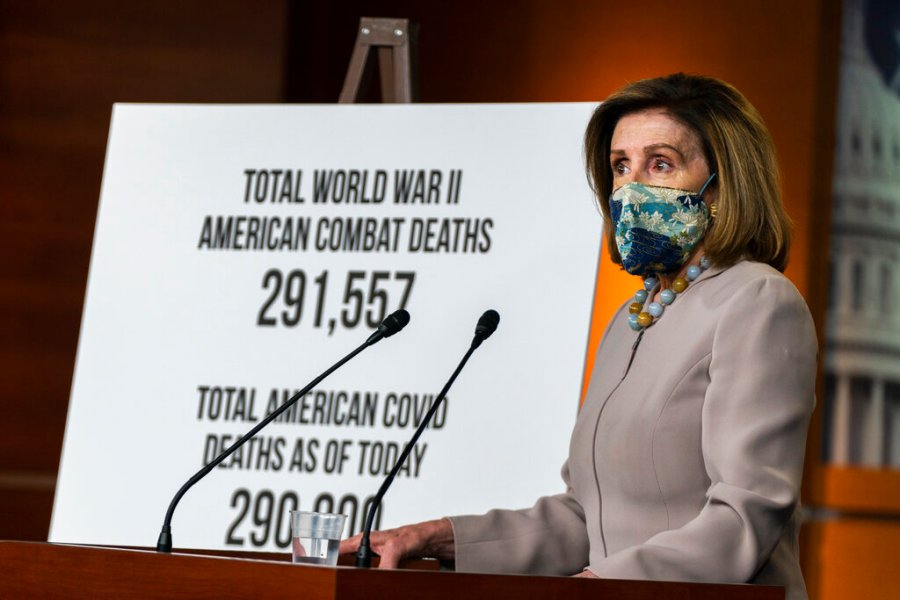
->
[627,256,711,331]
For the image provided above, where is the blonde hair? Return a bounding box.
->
[584,73,791,272]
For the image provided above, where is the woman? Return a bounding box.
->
[340,73,817,600]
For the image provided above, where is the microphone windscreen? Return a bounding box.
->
[475,309,500,340]
[381,309,411,337]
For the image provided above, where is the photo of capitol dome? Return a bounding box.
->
[824,0,900,468]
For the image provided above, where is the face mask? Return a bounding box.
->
[608,173,716,275]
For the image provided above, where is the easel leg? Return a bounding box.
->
[339,17,417,104]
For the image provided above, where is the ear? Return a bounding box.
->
[700,174,719,215]
[697,171,719,208]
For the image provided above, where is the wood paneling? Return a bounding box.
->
[0,542,785,600]
[0,487,55,540]
[0,0,288,540]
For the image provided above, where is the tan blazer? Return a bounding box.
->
[449,261,816,600]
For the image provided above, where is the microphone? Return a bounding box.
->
[472,309,499,348]
[156,309,410,553]
[367,308,410,345]
[356,309,500,568]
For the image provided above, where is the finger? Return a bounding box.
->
[376,546,401,569]
[339,534,361,555]
[378,555,399,569]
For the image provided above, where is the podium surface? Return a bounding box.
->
[0,541,783,599]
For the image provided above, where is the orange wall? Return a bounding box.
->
[504,0,842,406]
[803,518,900,600]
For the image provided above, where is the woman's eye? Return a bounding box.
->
[612,161,629,175]
[651,159,672,172]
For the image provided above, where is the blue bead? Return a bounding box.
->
[648,302,664,318]
[644,277,659,292]
[700,256,711,269]
[628,313,641,330]
[686,265,701,281]
[660,289,676,305]
[634,289,648,303]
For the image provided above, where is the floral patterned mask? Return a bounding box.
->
[608,173,716,275]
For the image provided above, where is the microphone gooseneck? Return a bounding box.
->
[155,309,411,553]
[356,309,500,568]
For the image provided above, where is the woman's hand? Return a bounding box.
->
[573,569,598,578]
[339,518,455,569]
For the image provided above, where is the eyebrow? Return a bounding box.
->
[609,143,687,161]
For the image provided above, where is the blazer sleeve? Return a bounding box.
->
[588,273,817,582]
[447,459,590,575]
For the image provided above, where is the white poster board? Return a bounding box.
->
[50,103,601,552]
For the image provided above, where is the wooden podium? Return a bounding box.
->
[0,540,783,599]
